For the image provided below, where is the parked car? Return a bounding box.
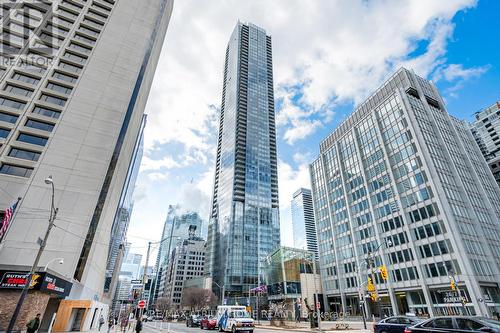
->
[187,315,202,327]
[374,316,424,333]
[200,316,217,330]
[404,316,500,333]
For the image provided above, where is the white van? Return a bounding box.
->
[216,306,254,332]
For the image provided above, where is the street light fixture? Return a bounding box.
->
[44,258,64,272]
[7,176,58,333]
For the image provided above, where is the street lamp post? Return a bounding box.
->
[365,239,393,318]
[43,258,64,272]
[7,176,58,333]
[148,235,182,312]
[357,280,368,330]
[213,281,225,305]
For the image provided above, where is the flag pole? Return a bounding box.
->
[0,197,22,249]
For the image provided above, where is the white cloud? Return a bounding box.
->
[128,0,481,258]
[145,0,477,149]
[284,119,322,145]
[146,172,169,181]
[141,155,181,171]
[434,63,490,82]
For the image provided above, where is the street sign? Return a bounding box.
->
[316,302,320,309]
[138,300,146,309]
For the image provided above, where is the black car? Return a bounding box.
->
[405,316,500,333]
[374,316,424,333]
[186,315,202,327]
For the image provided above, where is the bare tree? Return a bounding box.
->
[156,297,170,316]
[181,287,218,310]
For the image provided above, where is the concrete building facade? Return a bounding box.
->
[104,114,146,296]
[470,101,500,187]
[150,206,203,305]
[161,235,206,308]
[0,0,173,331]
[310,68,500,318]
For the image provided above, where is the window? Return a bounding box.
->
[456,318,483,331]
[69,42,91,54]
[0,112,18,124]
[25,119,55,132]
[0,128,10,138]
[78,25,99,37]
[17,133,48,146]
[17,61,46,74]
[0,164,33,177]
[11,72,40,85]
[52,71,77,83]
[63,51,86,63]
[8,148,41,161]
[0,96,26,109]
[45,23,69,36]
[432,318,454,329]
[40,94,66,106]
[32,106,61,119]
[46,82,72,95]
[59,60,82,73]
[4,84,33,97]
[73,33,96,45]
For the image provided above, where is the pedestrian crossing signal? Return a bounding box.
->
[370,292,377,302]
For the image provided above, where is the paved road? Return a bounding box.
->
[142,321,372,333]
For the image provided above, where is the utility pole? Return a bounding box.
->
[311,254,322,332]
[367,255,380,318]
[7,176,57,333]
[140,241,152,317]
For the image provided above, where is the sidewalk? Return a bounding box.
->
[255,320,372,332]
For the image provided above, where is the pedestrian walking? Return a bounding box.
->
[120,317,128,333]
[26,313,41,333]
[135,318,143,333]
[99,315,105,331]
[108,317,114,333]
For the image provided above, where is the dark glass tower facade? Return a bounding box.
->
[206,22,280,301]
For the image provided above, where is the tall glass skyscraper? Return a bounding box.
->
[291,188,318,259]
[206,22,280,301]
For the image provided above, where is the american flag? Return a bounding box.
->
[0,201,19,241]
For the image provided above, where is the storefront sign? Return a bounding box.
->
[39,273,72,297]
[0,270,72,297]
[438,290,467,303]
[0,271,43,289]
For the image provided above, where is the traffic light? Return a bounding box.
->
[450,279,456,291]
[379,265,388,281]
[370,292,377,302]
[367,277,375,292]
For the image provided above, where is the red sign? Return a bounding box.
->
[138,300,146,309]
[316,302,320,309]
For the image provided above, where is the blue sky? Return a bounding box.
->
[126,0,499,260]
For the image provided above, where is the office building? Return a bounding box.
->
[0,0,173,331]
[120,247,142,280]
[264,246,323,318]
[161,231,206,308]
[205,21,280,303]
[105,114,146,295]
[310,68,500,317]
[291,188,318,259]
[470,101,500,187]
[150,206,203,304]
